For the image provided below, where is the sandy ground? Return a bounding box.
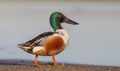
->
[0,60,120,71]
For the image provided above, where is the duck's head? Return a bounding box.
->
[50,12,79,31]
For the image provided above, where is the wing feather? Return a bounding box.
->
[25,32,58,47]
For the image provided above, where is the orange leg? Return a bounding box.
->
[52,55,57,67]
[34,54,39,67]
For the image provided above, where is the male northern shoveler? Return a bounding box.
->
[18,12,79,67]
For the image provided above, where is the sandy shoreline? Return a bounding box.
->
[0,60,120,71]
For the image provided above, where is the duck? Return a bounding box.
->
[18,12,79,67]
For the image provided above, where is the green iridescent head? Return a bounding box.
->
[50,12,79,31]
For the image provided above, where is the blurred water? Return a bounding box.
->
[0,1,120,66]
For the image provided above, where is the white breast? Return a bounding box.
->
[56,29,69,45]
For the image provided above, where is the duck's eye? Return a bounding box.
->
[58,15,64,22]
[59,18,64,22]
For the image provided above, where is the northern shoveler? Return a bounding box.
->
[18,12,79,67]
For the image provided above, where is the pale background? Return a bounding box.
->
[0,0,120,66]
